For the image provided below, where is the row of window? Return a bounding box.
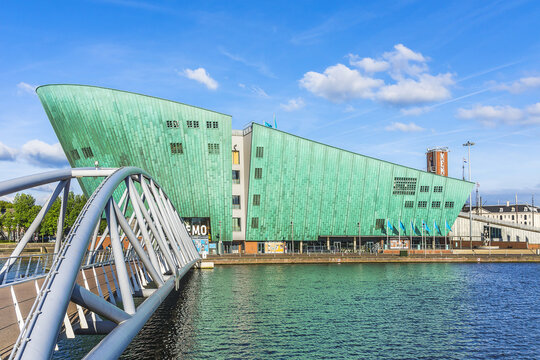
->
[169,142,220,155]
[419,185,444,193]
[70,147,94,161]
[169,120,219,129]
[403,201,454,208]
[393,177,444,196]
[417,201,454,208]
[232,147,264,166]
[232,194,263,210]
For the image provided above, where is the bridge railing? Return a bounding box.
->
[0,167,200,360]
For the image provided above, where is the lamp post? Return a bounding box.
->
[292,221,295,254]
[219,220,222,255]
[463,141,475,248]
[357,221,361,254]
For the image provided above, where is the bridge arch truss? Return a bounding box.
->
[0,167,200,359]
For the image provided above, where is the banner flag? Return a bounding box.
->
[400,220,406,232]
[434,221,441,234]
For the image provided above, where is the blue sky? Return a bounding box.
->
[1,0,540,204]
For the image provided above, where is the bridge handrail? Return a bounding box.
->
[0,167,200,360]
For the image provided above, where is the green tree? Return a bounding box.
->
[0,200,13,213]
[65,192,87,233]
[0,201,14,240]
[40,198,61,237]
[12,194,41,240]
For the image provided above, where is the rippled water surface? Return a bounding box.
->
[59,263,540,359]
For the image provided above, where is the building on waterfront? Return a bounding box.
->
[450,211,540,248]
[462,203,539,227]
[37,84,475,253]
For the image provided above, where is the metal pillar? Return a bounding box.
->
[105,199,136,315]
[54,179,70,254]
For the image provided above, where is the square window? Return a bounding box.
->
[434,186,443,193]
[70,149,80,161]
[232,195,241,209]
[170,142,183,154]
[232,218,241,232]
[167,120,179,128]
[253,194,261,206]
[251,217,259,228]
[420,186,429,192]
[418,201,427,208]
[445,201,454,208]
[232,150,240,165]
[82,147,94,158]
[208,143,220,154]
[404,201,414,208]
[232,170,240,184]
[432,201,441,208]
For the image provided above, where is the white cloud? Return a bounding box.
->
[348,55,389,72]
[385,122,425,132]
[493,76,540,93]
[20,140,67,167]
[383,44,428,79]
[458,102,540,126]
[300,44,453,106]
[238,83,246,88]
[280,98,305,111]
[299,63,383,102]
[182,68,218,90]
[400,106,431,116]
[17,82,37,95]
[250,85,269,98]
[376,73,454,105]
[526,102,540,116]
[0,142,17,161]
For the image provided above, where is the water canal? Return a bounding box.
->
[57,263,540,359]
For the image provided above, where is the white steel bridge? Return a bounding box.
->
[0,167,200,359]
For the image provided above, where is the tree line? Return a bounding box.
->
[0,192,87,242]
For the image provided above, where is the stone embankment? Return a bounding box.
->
[0,242,54,256]
[207,251,540,265]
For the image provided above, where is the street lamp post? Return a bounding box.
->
[219,220,222,255]
[292,222,295,254]
[357,221,361,254]
[463,141,475,248]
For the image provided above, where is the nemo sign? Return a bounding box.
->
[183,217,211,238]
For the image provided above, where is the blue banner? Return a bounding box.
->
[400,220,406,232]
[434,221,441,234]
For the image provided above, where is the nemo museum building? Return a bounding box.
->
[36,84,474,254]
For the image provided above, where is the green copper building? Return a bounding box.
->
[37,84,474,253]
